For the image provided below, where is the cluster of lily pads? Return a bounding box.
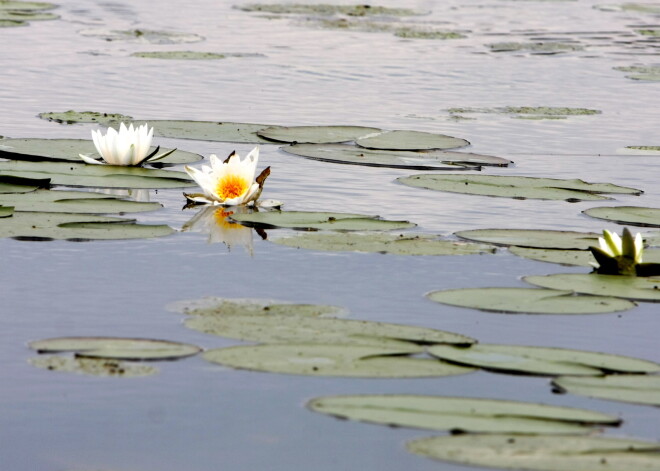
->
[27,295,660,470]
[0,0,58,28]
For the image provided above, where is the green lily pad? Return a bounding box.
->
[171,296,347,318]
[407,435,660,470]
[281,143,510,169]
[0,138,202,165]
[620,146,660,155]
[398,174,641,201]
[509,246,660,267]
[229,211,415,231]
[0,189,161,213]
[356,130,469,151]
[488,41,583,53]
[185,314,475,346]
[448,106,601,118]
[203,344,474,378]
[0,206,13,217]
[38,110,133,125]
[275,232,496,255]
[427,288,636,315]
[455,229,601,250]
[79,28,204,44]
[596,3,660,13]
[524,273,660,301]
[235,4,419,16]
[29,337,202,361]
[614,65,660,81]
[394,27,465,39]
[0,212,173,240]
[0,18,24,26]
[0,9,57,20]
[257,125,382,144]
[131,51,228,60]
[553,374,660,406]
[29,356,158,377]
[128,120,275,144]
[308,395,619,434]
[0,174,50,193]
[584,206,660,227]
[427,343,659,376]
[0,0,56,11]
[0,160,193,189]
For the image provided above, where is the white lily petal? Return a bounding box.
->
[635,232,644,263]
[79,153,104,165]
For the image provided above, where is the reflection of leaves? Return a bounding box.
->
[182,206,263,253]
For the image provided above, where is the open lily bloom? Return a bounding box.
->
[590,228,643,275]
[79,122,174,166]
[184,147,270,206]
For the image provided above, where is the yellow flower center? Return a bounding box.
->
[216,174,248,201]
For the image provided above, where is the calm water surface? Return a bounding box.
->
[1,1,659,470]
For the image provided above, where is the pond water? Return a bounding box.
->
[1,0,659,470]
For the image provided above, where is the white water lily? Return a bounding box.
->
[184,147,270,206]
[590,228,644,276]
[79,122,174,166]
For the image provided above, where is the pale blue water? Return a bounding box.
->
[1,1,659,470]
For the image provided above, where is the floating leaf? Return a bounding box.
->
[308,395,619,434]
[455,229,601,249]
[126,120,275,144]
[488,42,583,53]
[0,9,57,20]
[230,211,415,231]
[257,125,382,144]
[509,246,595,266]
[38,110,133,125]
[29,337,202,361]
[448,106,600,118]
[356,130,469,151]
[185,314,475,346]
[170,296,347,318]
[0,206,13,218]
[235,4,419,16]
[427,288,636,315]
[620,145,660,155]
[524,273,660,302]
[131,51,228,60]
[0,18,24,26]
[407,435,660,470]
[28,356,158,377]
[0,160,192,189]
[203,344,474,378]
[79,28,204,44]
[614,65,660,81]
[275,232,496,255]
[584,206,660,227]
[0,189,161,213]
[0,174,49,193]
[427,343,659,376]
[0,1,57,11]
[553,374,660,406]
[398,174,641,201]
[0,212,173,240]
[281,143,510,169]
[0,138,201,165]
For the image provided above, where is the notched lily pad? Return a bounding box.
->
[130,120,275,144]
[28,356,158,377]
[524,273,660,302]
[257,125,382,144]
[275,232,496,255]
[407,435,660,470]
[356,130,469,151]
[427,343,659,376]
[229,211,415,231]
[308,395,619,434]
[427,288,636,315]
[79,28,204,44]
[170,296,347,318]
[584,206,660,227]
[281,143,510,169]
[38,110,133,125]
[553,374,660,406]
[398,174,641,201]
[203,344,474,378]
[455,229,601,250]
[0,137,201,165]
[614,65,660,81]
[29,337,202,361]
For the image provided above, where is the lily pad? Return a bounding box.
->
[0,212,173,240]
[488,41,583,53]
[0,160,193,189]
[235,4,419,16]
[356,130,469,151]
[29,337,202,361]
[38,110,133,125]
[394,27,465,39]
[448,106,601,119]
[0,18,23,26]
[0,1,56,11]
[185,314,475,346]
[0,174,50,193]
[29,356,158,377]
[229,211,415,231]
[0,206,13,217]
[131,51,229,60]
[398,174,641,201]
[427,343,659,376]
[308,395,619,434]
[0,138,202,165]
[553,374,660,406]
[524,273,660,302]
[203,344,474,378]
[455,229,601,250]
[614,65,660,81]
[407,435,660,470]
[583,206,660,227]
[427,288,636,315]
[620,145,660,155]
[0,9,57,20]
[171,297,347,318]
[281,143,510,169]
[78,28,204,44]
[130,120,275,144]
[596,3,660,14]
[275,232,496,255]
[0,189,161,213]
[509,246,594,266]
[257,125,382,144]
